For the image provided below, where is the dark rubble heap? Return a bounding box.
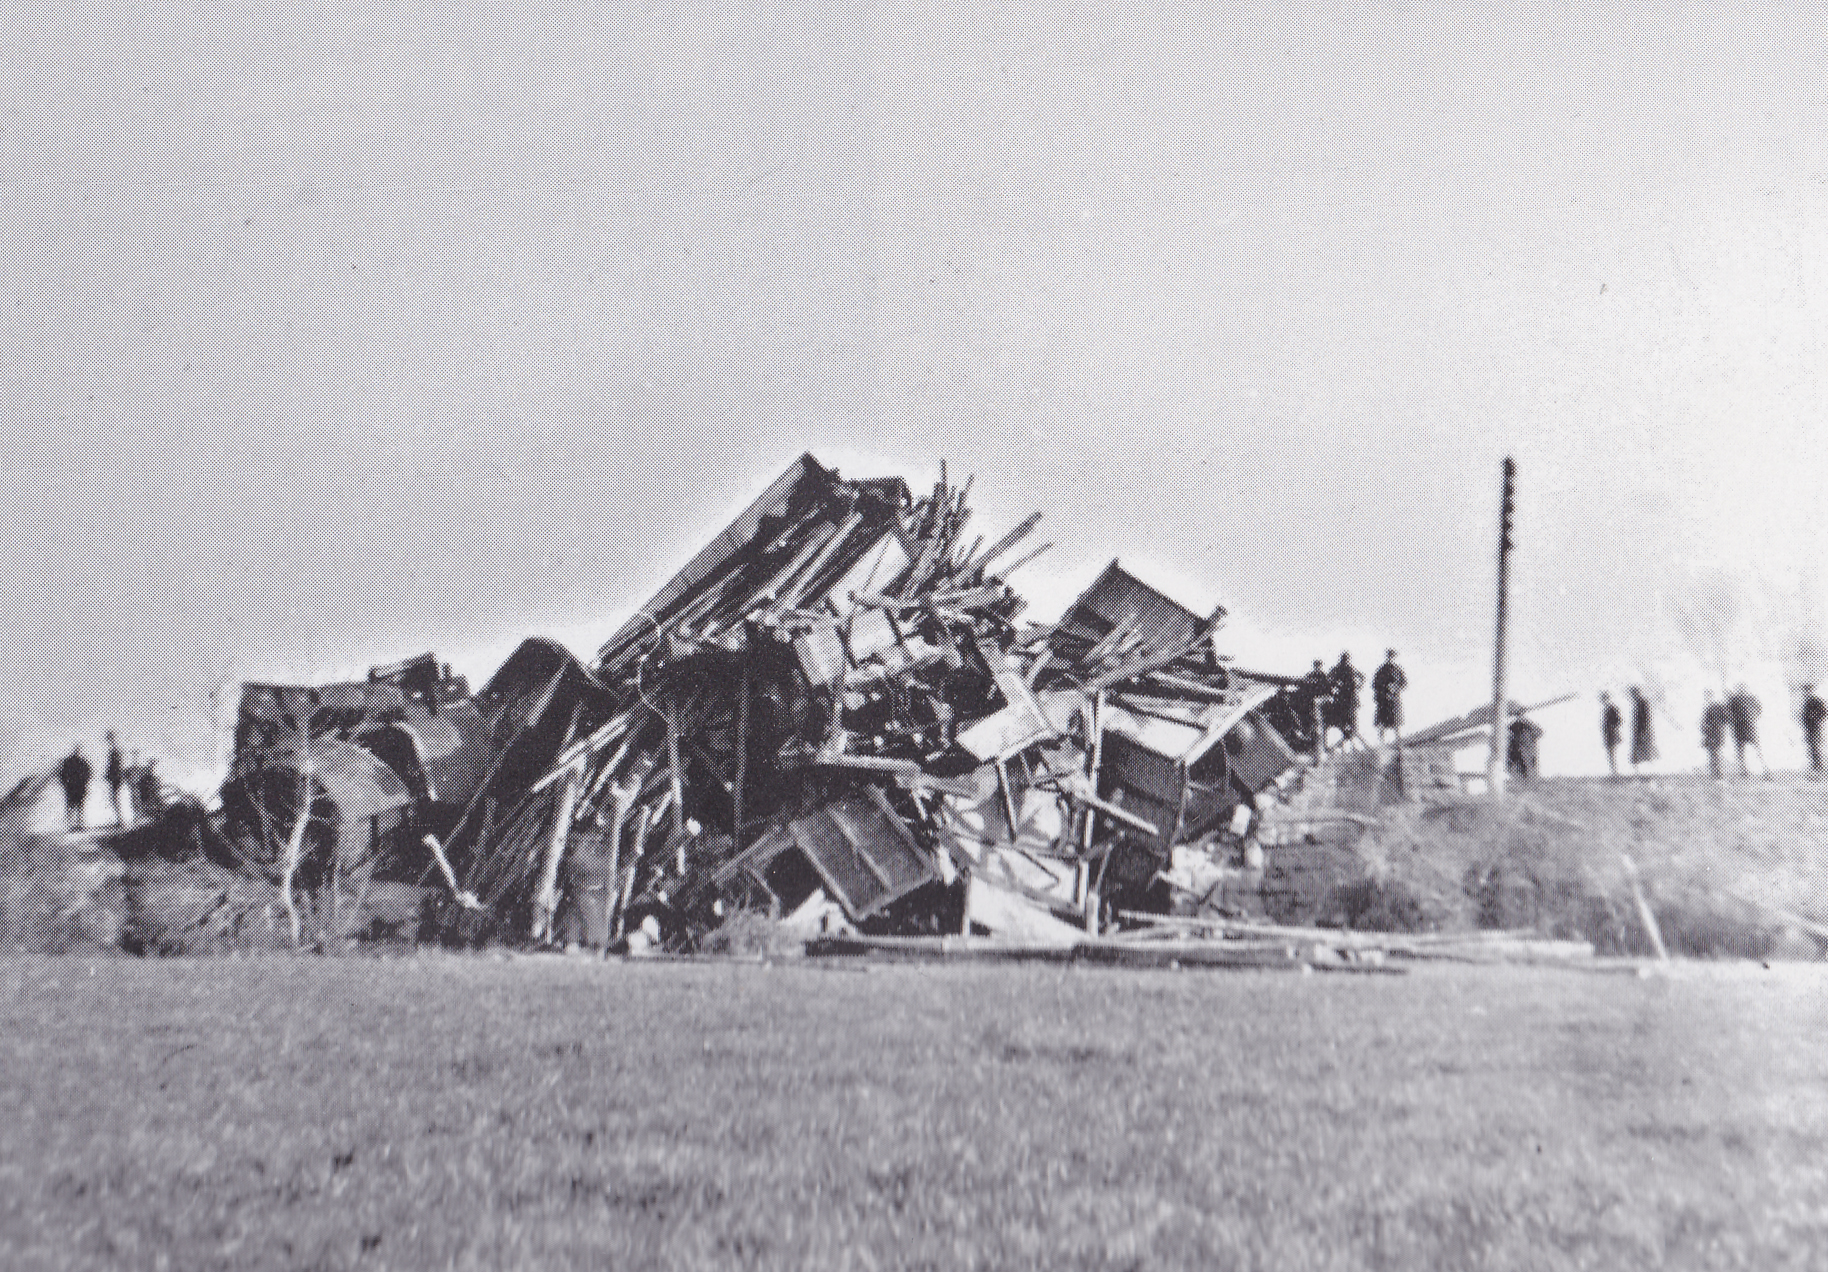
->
[405,453,1304,950]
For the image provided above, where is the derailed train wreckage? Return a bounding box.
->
[216,455,1313,949]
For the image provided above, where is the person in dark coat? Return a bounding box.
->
[1299,660,1332,756]
[1327,652,1364,744]
[134,759,164,819]
[1599,692,1623,777]
[1801,685,1826,776]
[1506,715,1543,782]
[1700,691,1729,779]
[1728,684,1766,777]
[1629,687,1657,773]
[1372,650,1406,744]
[104,732,127,827]
[57,746,92,831]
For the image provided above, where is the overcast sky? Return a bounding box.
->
[5,2,1825,784]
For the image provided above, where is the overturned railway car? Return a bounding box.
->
[217,653,490,885]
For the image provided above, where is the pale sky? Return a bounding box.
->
[5,2,1826,785]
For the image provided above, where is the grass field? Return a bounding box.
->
[3,955,1826,1271]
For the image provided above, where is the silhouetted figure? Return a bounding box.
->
[1299,660,1331,756]
[1700,691,1729,779]
[1599,692,1623,777]
[1372,650,1406,744]
[557,813,614,951]
[1506,715,1543,782]
[104,732,126,827]
[1801,686,1826,776]
[135,759,164,819]
[1327,652,1363,745]
[58,747,92,831]
[1628,687,1656,773]
[123,749,143,825]
[1728,685,1765,777]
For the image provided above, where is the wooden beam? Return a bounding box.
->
[996,541,1053,578]
[665,699,685,840]
[732,660,751,850]
[973,511,1042,573]
[531,770,580,942]
[995,758,1020,844]
[1081,689,1106,855]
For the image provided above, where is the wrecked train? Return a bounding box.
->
[208,453,1314,948]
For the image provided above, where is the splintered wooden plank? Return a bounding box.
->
[665,703,685,839]
[824,531,913,616]
[732,661,751,848]
[955,534,984,573]
[897,531,945,601]
[995,541,1052,579]
[771,508,867,616]
[972,511,1043,574]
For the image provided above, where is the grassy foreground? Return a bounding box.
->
[2,955,1826,1271]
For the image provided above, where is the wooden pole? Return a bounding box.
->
[666,697,686,840]
[732,661,751,850]
[1080,690,1106,855]
[1488,456,1516,800]
[1621,854,1670,961]
[531,769,580,942]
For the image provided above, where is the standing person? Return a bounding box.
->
[1700,691,1729,779]
[1300,660,1333,756]
[104,732,127,827]
[1732,687,1762,774]
[1599,692,1623,777]
[121,750,142,826]
[1728,684,1766,777]
[1506,714,1543,782]
[1629,686,1657,774]
[135,759,165,820]
[1328,652,1364,745]
[57,746,92,831]
[1372,649,1407,745]
[1801,685,1826,776]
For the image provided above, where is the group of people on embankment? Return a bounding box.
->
[1292,649,1407,756]
[55,731,164,831]
[1598,682,1827,780]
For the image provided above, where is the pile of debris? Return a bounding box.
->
[192,454,1309,951]
[356,453,1306,951]
[207,453,1641,960]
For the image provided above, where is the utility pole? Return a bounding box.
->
[1488,456,1516,800]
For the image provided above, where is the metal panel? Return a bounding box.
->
[1098,730,1184,807]
[788,792,937,920]
[957,660,1058,762]
[1174,683,1283,766]
[794,623,847,687]
[363,700,491,806]
[1226,710,1299,792]
[306,738,412,822]
[1053,560,1209,654]
[1099,701,1203,762]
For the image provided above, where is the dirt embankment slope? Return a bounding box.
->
[1341,772,1828,957]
